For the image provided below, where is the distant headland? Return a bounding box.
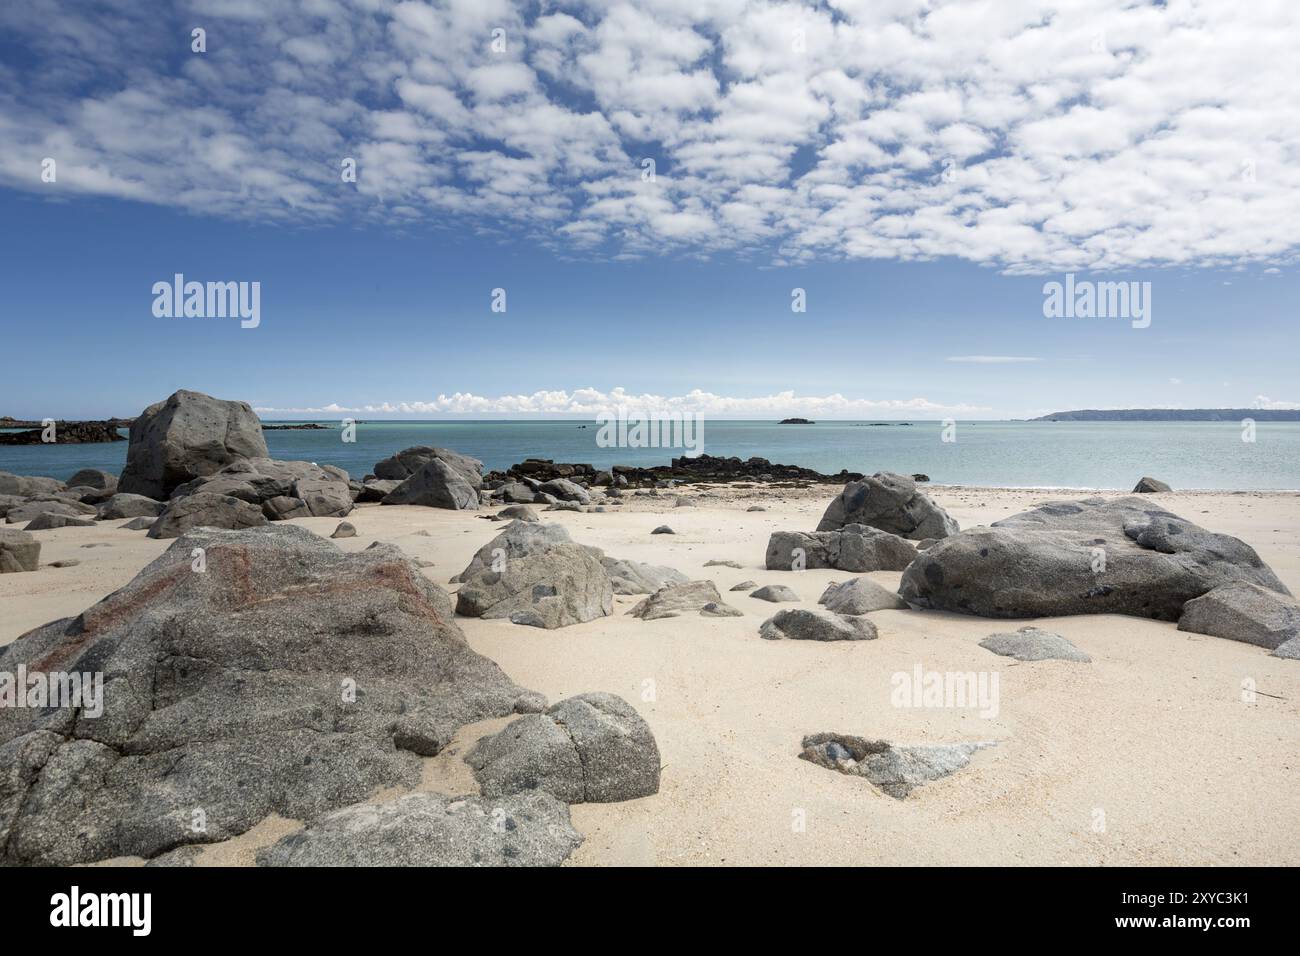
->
[1034,408,1300,422]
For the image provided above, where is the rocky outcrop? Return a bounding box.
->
[486,455,863,488]
[629,580,737,620]
[1133,476,1172,493]
[979,627,1091,662]
[373,446,483,487]
[171,458,353,520]
[816,472,958,540]
[96,494,165,520]
[454,544,613,629]
[467,693,661,804]
[818,578,908,614]
[118,390,269,499]
[799,734,991,799]
[1177,582,1300,650]
[23,512,96,531]
[256,791,581,867]
[766,525,916,572]
[760,608,878,641]
[147,492,269,538]
[0,472,65,497]
[0,525,533,865]
[0,421,125,445]
[452,520,574,583]
[0,528,39,572]
[5,499,96,525]
[899,496,1289,621]
[382,458,479,510]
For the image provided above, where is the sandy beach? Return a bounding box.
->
[4,482,1296,867]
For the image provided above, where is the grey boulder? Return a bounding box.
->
[979,626,1091,662]
[148,492,269,538]
[372,446,483,488]
[118,389,269,499]
[454,544,613,629]
[766,524,916,572]
[96,493,164,520]
[818,578,908,614]
[629,580,733,620]
[452,520,574,583]
[1134,476,1172,493]
[1177,582,1300,650]
[0,528,40,572]
[23,512,96,531]
[759,608,878,641]
[467,693,660,804]
[6,499,96,525]
[493,505,540,523]
[601,557,689,595]
[537,478,590,504]
[799,733,991,799]
[750,584,801,603]
[66,469,118,491]
[817,472,958,540]
[331,521,357,539]
[0,472,65,497]
[382,458,479,510]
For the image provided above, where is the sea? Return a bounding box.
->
[2,420,1298,491]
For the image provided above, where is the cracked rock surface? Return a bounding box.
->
[467,692,661,804]
[799,733,992,799]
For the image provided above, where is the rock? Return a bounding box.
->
[630,580,729,620]
[651,525,675,535]
[759,608,878,641]
[700,601,744,617]
[24,512,96,531]
[0,528,40,572]
[750,584,800,603]
[66,469,118,491]
[467,693,660,804]
[537,478,590,504]
[148,492,269,538]
[356,479,402,503]
[1134,476,1172,493]
[455,544,613,629]
[674,497,695,508]
[291,478,353,518]
[262,495,311,521]
[899,496,1290,620]
[50,559,81,568]
[766,525,916,572]
[817,472,958,540]
[382,459,479,510]
[818,578,908,614]
[373,446,483,488]
[911,473,931,483]
[120,516,155,531]
[704,559,743,569]
[916,538,939,551]
[1273,637,1300,660]
[0,524,534,865]
[546,501,583,513]
[331,521,357,539]
[6,499,96,525]
[730,580,758,591]
[1177,582,1300,650]
[0,472,65,497]
[979,627,1091,662]
[799,733,990,799]
[118,389,269,499]
[494,505,539,522]
[0,494,26,519]
[494,481,540,504]
[256,791,581,867]
[601,558,689,595]
[96,493,164,520]
[747,505,766,512]
[452,520,574,583]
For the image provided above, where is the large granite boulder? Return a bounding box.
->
[0,472,65,497]
[467,693,660,804]
[899,496,1289,620]
[0,524,533,865]
[759,608,877,641]
[455,544,613,628]
[1134,476,1172,493]
[96,494,165,520]
[373,446,482,486]
[171,459,352,519]
[817,472,958,540]
[1177,582,1300,650]
[629,580,737,620]
[66,469,118,492]
[766,525,916,572]
[452,520,574,583]
[5,499,96,525]
[818,578,908,614]
[147,492,269,538]
[0,528,40,572]
[256,791,581,867]
[118,390,269,499]
[382,458,479,510]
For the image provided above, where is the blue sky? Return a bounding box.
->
[1,1,1297,420]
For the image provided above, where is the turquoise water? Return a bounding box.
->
[1,420,1297,490]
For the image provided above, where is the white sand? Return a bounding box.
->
[4,484,1298,866]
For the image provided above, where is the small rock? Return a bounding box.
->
[331,521,357,539]
[750,584,800,603]
[759,608,877,641]
[651,525,675,535]
[979,626,1091,662]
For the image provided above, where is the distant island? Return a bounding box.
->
[778,417,815,424]
[262,423,330,430]
[1034,408,1300,422]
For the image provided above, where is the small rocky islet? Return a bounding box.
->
[1,388,1296,865]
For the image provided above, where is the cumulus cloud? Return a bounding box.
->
[3,0,1299,272]
[1253,395,1300,410]
[255,387,991,418]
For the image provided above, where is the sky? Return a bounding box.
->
[0,0,1297,420]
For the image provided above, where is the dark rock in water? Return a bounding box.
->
[119,390,268,499]
[96,493,163,520]
[766,525,916,572]
[817,472,958,540]
[799,733,991,799]
[778,418,814,424]
[1133,476,1172,493]
[651,525,675,535]
[256,790,581,867]
[0,524,532,865]
[818,578,907,614]
[750,584,800,603]
[467,692,660,804]
[0,528,40,572]
[66,469,118,491]
[759,608,877,641]
[0,421,125,445]
[979,627,1091,662]
[0,472,65,497]
[900,496,1289,620]
[1177,582,1300,650]
[485,454,863,488]
[148,492,269,538]
[630,580,730,620]
[382,458,479,510]
[23,512,96,531]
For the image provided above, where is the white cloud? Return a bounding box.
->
[256,387,991,419]
[3,0,1299,272]
[1253,395,1300,410]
